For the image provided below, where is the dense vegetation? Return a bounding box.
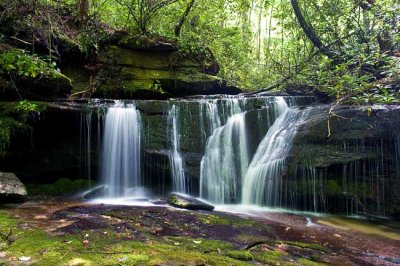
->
[0,0,399,102]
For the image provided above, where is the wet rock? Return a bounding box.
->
[168,193,214,211]
[289,105,400,219]
[0,172,27,202]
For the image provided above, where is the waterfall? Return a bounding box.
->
[76,95,400,219]
[168,105,187,193]
[100,103,142,198]
[242,99,309,205]
[199,98,251,203]
[80,110,92,187]
[198,98,243,140]
[200,113,249,203]
[199,97,289,204]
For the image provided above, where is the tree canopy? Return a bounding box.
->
[0,0,399,103]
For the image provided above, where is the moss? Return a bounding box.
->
[99,46,171,69]
[0,116,30,156]
[253,250,283,265]
[3,227,248,265]
[167,195,189,208]
[293,144,378,168]
[166,237,233,253]
[0,211,18,228]
[236,234,268,244]
[282,241,326,252]
[199,214,230,225]
[226,250,253,261]
[0,118,12,156]
[94,44,225,99]
[326,180,342,196]
[297,258,325,265]
[28,178,91,196]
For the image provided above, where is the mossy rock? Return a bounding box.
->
[94,44,241,99]
[168,193,214,211]
[226,250,254,261]
[292,144,378,168]
[28,178,90,196]
[98,46,173,70]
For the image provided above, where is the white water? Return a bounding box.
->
[199,98,250,204]
[242,98,309,206]
[100,103,142,198]
[199,97,298,204]
[80,110,92,187]
[198,98,243,139]
[200,112,249,203]
[168,105,187,193]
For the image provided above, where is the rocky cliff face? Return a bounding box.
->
[290,105,400,219]
[61,33,241,100]
[1,98,399,220]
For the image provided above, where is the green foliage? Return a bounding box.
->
[0,118,13,156]
[0,116,32,157]
[274,0,399,103]
[1,0,399,100]
[13,100,39,121]
[28,178,90,195]
[0,50,61,79]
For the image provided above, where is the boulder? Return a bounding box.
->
[168,192,214,211]
[0,172,27,202]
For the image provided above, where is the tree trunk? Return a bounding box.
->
[175,0,196,37]
[290,0,325,51]
[79,0,89,24]
[356,0,393,53]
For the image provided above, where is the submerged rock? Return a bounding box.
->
[0,172,27,202]
[168,193,214,211]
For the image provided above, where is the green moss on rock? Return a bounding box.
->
[28,178,90,196]
[227,250,254,261]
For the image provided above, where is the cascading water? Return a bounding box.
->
[198,98,243,142]
[199,96,291,204]
[80,110,92,186]
[199,98,250,203]
[167,105,187,193]
[77,95,400,219]
[242,98,309,206]
[200,112,249,203]
[100,103,142,198]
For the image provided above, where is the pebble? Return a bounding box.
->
[18,256,31,262]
